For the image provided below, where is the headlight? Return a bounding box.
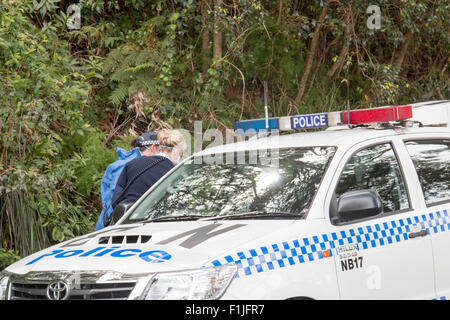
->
[140,265,237,300]
[0,271,11,300]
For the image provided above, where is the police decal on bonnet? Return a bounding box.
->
[23,223,247,265]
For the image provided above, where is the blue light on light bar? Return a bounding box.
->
[290,113,328,129]
[234,118,279,132]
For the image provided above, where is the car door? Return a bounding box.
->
[325,137,435,299]
[402,135,450,300]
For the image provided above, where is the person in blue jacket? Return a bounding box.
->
[110,129,186,211]
[95,131,159,230]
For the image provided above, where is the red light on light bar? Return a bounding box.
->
[340,105,412,125]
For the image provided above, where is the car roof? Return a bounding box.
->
[195,126,450,156]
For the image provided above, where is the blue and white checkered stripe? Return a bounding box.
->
[210,209,449,278]
[212,235,335,277]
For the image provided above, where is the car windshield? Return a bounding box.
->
[123,147,336,223]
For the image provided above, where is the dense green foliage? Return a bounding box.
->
[0,0,448,268]
[0,248,20,271]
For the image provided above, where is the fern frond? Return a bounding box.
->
[124,62,155,74]
[109,84,129,107]
[103,48,124,73]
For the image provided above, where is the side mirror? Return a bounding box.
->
[337,189,382,222]
[104,202,134,227]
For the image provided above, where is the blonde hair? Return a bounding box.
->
[157,129,186,151]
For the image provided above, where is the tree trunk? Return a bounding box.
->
[201,0,210,74]
[393,31,413,70]
[305,51,324,99]
[327,7,353,80]
[277,0,283,25]
[294,6,327,106]
[213,0,223,60]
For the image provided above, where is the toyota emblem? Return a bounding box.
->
[46,281,69,300]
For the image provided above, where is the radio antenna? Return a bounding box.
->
[264,80,269,131]
[346,68,351,128]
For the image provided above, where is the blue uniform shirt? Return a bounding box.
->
[110,155,174,209]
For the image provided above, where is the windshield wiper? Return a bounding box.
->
[204,210,305,221]
[143,210,307,223]
[144,214,208,223]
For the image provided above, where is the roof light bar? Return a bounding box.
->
[340,105,412,125]
[234,104,414,132]
[234,118,280,132]
[290,113,328,130]
[410,102,450,127]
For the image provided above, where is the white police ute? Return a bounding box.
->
[1,100,449,300]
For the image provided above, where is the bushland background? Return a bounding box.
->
[0,0,448,269]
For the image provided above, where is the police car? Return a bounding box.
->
[1,100,449,300]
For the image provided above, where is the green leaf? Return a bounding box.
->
[169,12,180,23]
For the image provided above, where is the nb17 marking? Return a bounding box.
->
[341,257,363,271]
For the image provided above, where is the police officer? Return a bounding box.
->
[110,129,186,209]
[130,131,160,156]
[95,131,159,230]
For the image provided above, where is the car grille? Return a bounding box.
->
[8,272,141,300]
[10,282,136,300]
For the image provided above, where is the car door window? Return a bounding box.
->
[404,139,450,206]
[335,143,410,214]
